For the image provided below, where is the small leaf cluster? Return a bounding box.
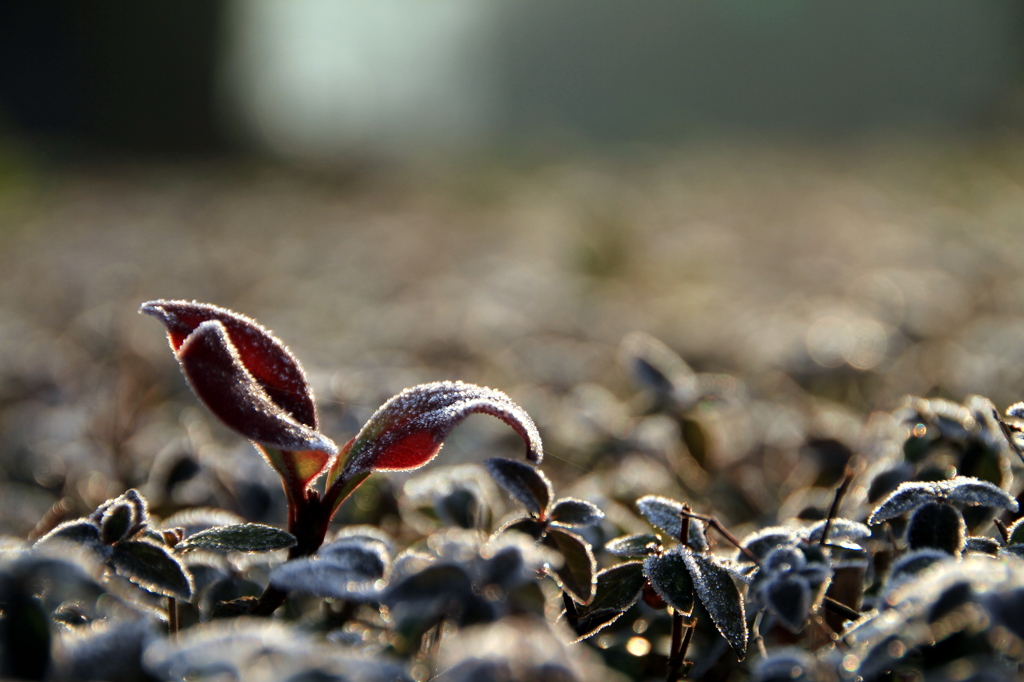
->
[37,489,296,608]
[577,494,748,661]
[486,457,605,605]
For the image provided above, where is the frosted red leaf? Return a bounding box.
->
[140,300,317,428]
[174,319,337,456]
[338,381,542,477]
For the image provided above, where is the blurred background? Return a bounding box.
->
[2,1,1024,540]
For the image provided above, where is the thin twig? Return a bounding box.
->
[820,468,855,546]
[677,618,695,673]
[428,618,445,662]
[996,411,1024,465]
[667,609,685,682]
[752,610,768,659]
[167,597,178,636]
[822,596,862,623]
[680,509,760,566]
[995,518,1011,545]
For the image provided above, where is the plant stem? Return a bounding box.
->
[820,467,855,546]
[167,597,178,635]
[679,509,760,566]
[253,472,371,617]
[995,518,1010,545]
[822,596,861,622]
[667,608,684,682]
[752,610,767,659]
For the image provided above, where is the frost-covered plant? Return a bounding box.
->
[487,456,605,605]
[140,300,542,614]
[571,494,751,680]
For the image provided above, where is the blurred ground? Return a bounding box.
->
[2,136,1024,537]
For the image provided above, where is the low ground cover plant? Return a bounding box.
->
[5,301,1024,680]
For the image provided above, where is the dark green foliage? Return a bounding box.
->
[682,551,748,658]
[604,533,662,558]
[178,523,297,554]
[906,502,966,555]
[764,575,812,633]
[544,527,597,605]
[868,476,1017,525]
[109,540,193,601]
[643,551,694,614]
[549,498,605,527]
[485,457,553,518]
[567,561,646,640]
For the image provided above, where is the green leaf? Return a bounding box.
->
[1007,517,1024,546]
[109,540,193,601]
[486,458,553,518]
[683,549,748,659]
[906,502,965,556]
[178,524,297,554]
[636,495,687,539]
[100,503,135,545]
[763,574,812,633]
[544,527,597,605]
[550,498,605,527]
[571,561,646,640]
[36,520,103,548]
[606,533,662,558]
[643,550,694,613]
[494,516,546,541]
[868,476,1017,525]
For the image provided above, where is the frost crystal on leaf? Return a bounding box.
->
[140,300,317,428]
[485,458,553,517]
[682,550,748,658]
[549,498,605,527]
[868,476,1017,525]
[643,550,694,614]
[805,518,872,545]
[738,526,803,562]
[338,381,543,477]
[174,320,337,456]
[636,495,689,539]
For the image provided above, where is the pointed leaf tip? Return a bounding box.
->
[140,299,317,428]
[485,457,553,518]
[177,319,337,456]
[339,381,543,477]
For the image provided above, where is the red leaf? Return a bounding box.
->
[140,300,317,428]
[335,381,542,478]
[176,320,337,456]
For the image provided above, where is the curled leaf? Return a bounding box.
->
[570,561,647,641]
[636,496,708,550]
[544,527,597,605]
[175,320,337,456]
[335,381,543,480]
[36,520,103,549]
[619,331,698,405]
[737,527,802,562]
[485,458,553,518]
[140,300,317,427]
